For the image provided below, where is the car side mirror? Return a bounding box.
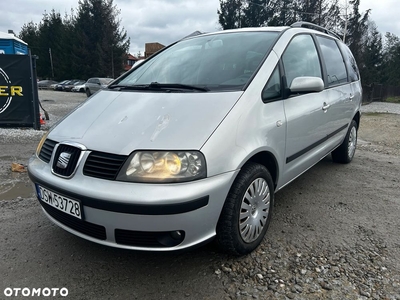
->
[290,77,324,93]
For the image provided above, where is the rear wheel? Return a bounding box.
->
[216,162,274,255]
[332,120,358,164]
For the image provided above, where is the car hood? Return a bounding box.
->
[48,90,242,155]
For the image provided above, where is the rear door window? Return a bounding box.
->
[316,36,348,86]
[338,42,360,82]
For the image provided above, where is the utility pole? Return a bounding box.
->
[111,47,115,78]
[49,48,54,79]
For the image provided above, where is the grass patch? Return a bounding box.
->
[384,96,400,103]
[362,112,394,117]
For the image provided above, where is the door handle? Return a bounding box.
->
[349,94,354,100]
[322,102,330,112]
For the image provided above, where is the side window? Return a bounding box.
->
[316,36,348,86]
[87,79,94,84]
[338,42,360,82]
[282,34,322,87]
[262,65,281,101]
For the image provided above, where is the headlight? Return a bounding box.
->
[117,151,206,183]
[36,131,50,156]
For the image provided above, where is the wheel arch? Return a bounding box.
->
[245,151,279,189]
[353,111,361,129]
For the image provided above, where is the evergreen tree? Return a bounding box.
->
[294,0,341,28]
[19,0,129,80]
[381,33,400,86]
[19,21,39,50]
[218,0,341,29]
[345,0,369,60]
[361,22,383,85]
[73,0,129,79]
[37,10,67,79]
[59,10,77,80]
[267,0,297,26]
[218,0,242,29]
[344,0,370,85]
[241,0,269,27]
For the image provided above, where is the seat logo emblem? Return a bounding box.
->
[56,152,71,169]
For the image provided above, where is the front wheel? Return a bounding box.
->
[216,162,274,255]
[332,120,358,164]
[85,89,91,97]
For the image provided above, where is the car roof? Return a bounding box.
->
[183,23,340,42]
[185,26,289,40]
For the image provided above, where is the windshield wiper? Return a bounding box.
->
[149,82,209,92]
[108,82,209,92]
[108,84,149,90]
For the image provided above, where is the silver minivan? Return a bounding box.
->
[85,77,113,96]
[28,22,362,255]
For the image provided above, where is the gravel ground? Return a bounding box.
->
[361,102,400,115]
[359,103,400,157]
[1,92,400,300]
[211,102,400,300]
[209,102,400,300]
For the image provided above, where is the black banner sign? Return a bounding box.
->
[0,54,39,129]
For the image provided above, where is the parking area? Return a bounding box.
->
[0,91,399,299]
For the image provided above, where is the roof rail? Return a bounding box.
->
[290,22,341,40]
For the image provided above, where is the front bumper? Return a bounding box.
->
[28,154,238,251]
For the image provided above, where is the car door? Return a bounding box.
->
[338,42,363,113]
[92,78,101,92]
[315,36,354,141]
[280,34,329,186]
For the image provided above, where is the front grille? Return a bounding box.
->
[115,229,185,248]
[52,144,81,177]
[40,201,106,240]
[83,151,127,180]
[39,139,57,163]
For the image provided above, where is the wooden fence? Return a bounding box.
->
[362,83,400,103]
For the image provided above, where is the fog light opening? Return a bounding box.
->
[170,230,184,241]
[157,230,185,247]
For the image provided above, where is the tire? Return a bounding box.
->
[85,89,91,97]
[332,120,358,164]
[216,162,274,255]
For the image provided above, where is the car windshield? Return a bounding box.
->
[114,31,279,92]
[100,78,113,85]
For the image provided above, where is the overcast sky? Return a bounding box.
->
[0,0,399,56]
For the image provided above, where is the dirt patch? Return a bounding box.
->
[358,113,400,156]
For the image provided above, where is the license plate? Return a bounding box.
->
[36,184,82,220]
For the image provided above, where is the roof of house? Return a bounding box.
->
[126,53,138,61]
